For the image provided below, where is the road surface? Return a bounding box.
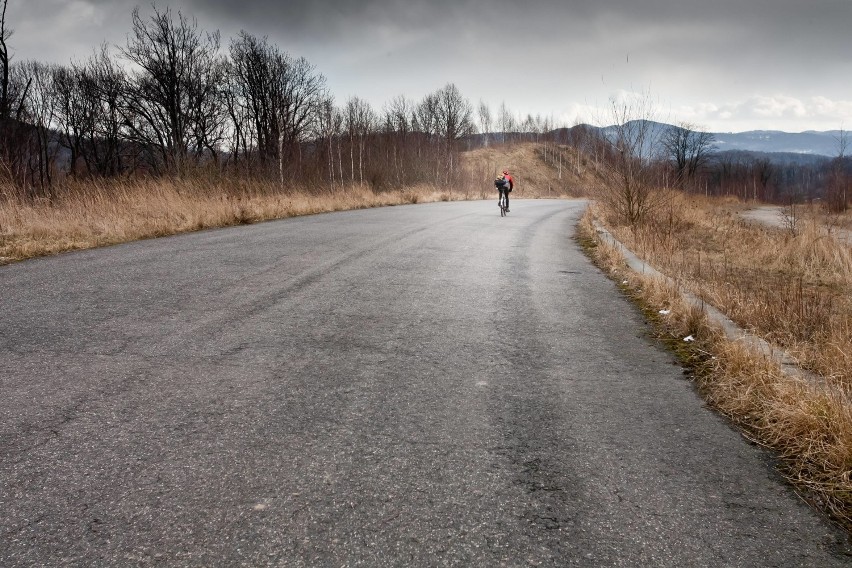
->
[1,199,849,566]
[741,205,852,245]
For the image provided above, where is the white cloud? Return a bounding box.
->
[558,102,606,126]
[675,95,852,132]
[749,95,808,118]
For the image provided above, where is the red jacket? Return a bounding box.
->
[504,174,514,190]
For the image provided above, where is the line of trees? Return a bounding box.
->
[658,120,848,210]
[0,3,497,195]
[661,128,849,211]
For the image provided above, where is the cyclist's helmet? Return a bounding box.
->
[502,169,509,175]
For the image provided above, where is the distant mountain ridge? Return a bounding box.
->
[588,121,845,158]
[534,122,843,166]
[712,129,843,157]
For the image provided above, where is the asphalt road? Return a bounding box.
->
[1,199,849,566]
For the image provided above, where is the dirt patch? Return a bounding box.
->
[740,205,788,229]
[741,205,852,245]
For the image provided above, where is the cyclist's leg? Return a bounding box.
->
[505,190,509,211]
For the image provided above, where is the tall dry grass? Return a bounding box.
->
[596,192,852,388]
[0,178,467,264]
[580,200,852,530]
[822,206,852,232]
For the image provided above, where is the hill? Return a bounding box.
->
[460,142,596,198]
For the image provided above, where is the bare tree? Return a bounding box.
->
[752,157,775,201]
[85,46,128,177]
[385,95,412,136]
[315,96,342,188]
[334,105,344,184]
[416,91,443,179]
[477,100,492,147]
[228,31,326,185]
[434,83,473,146]
[17,60,59,192]
[52,64,92,177]
[0,0,34,185]
[384,95,413,184]
[661,121,715,189]
[835,126,848,159]
[0,0,10,121]
[431,83,473,181]
[274,56,326,185]
[416,92,439,139]
[120,6,224,174]
[597,92,666,226]
[826,126,849,212]
[188,57,228,167]
[521,114,536,139]
[228,32,277,171]
[53,46,127,178]
[221,73,253,170]
[345,97,374,185]
[497,101,514,143]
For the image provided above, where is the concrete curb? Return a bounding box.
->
[592,220,819,384]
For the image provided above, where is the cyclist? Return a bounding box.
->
[495,169,514,212]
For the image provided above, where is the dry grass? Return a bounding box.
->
[596,192,852,388]
[0,178,465,264]
[819,206,852,232]
[579,204,852,531]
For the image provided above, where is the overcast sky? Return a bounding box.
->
[9,0,852,133]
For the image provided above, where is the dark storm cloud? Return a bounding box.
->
[165,0,851,43]
[14,0,852,70]
[138,0,852,80]
[174,0,482,33]
[15,0,852,55]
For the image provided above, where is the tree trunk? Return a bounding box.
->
[278,134,284,190]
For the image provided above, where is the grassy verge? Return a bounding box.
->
[578,204,852,532]
[0,178,483,265]
[600,193,851,388]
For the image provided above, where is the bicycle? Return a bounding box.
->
[498,189,509,217]
[495,176,510,217]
